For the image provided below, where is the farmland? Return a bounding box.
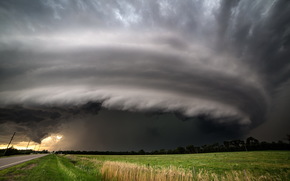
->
[0,151,289,180]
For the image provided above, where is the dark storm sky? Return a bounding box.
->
[0,0,289,151]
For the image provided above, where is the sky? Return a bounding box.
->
[0,0,289,151]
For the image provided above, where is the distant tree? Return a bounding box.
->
[138,149,145,155]
[151,150,160,155]
[223,141,230,150]
[211,143,220,152]
[159,149,166,154]
[218,144,226,152]
[175,146,186,154]
[167,149,174,154]
[229,140,245,151]
[130,151,137,155]
[195,147,200,153]
[246,137,260,150]
[5,146,19,156]
[286,135,290,144]
[246,137,259,146]
[186,145,195,153]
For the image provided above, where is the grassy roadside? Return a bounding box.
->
[0,154,101,181]
[0,151,289,180]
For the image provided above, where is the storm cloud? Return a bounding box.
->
[0,0,289,150]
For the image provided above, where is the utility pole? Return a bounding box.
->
[26,140,31,150]
[3,132,16,156]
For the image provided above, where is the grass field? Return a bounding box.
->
[77,151,290,180]
[0,151,289,180]
[79,151,290,174]
[0,154,101,181]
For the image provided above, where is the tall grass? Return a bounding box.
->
[101,161,192,181]
[101,161,288,181]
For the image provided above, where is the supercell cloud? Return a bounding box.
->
[0,0,289,150]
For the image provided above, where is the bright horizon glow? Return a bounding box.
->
[0,141,38,150]
[0,134,63,151]
[40,134,63,151]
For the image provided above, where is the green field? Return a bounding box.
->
[0,154,101,181]
[79,151,290,174]
[0,151,289,180]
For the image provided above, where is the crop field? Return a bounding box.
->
[77,151,290,180]
[0,151,289,180]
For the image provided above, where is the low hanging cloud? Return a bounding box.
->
[0,32,267,123]
[0,0,289,149]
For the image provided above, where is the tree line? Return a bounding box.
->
[0,146,49,156]
[55,136,290,155]
[1,136,289,156]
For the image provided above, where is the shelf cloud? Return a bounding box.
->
[0,0,289,150]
